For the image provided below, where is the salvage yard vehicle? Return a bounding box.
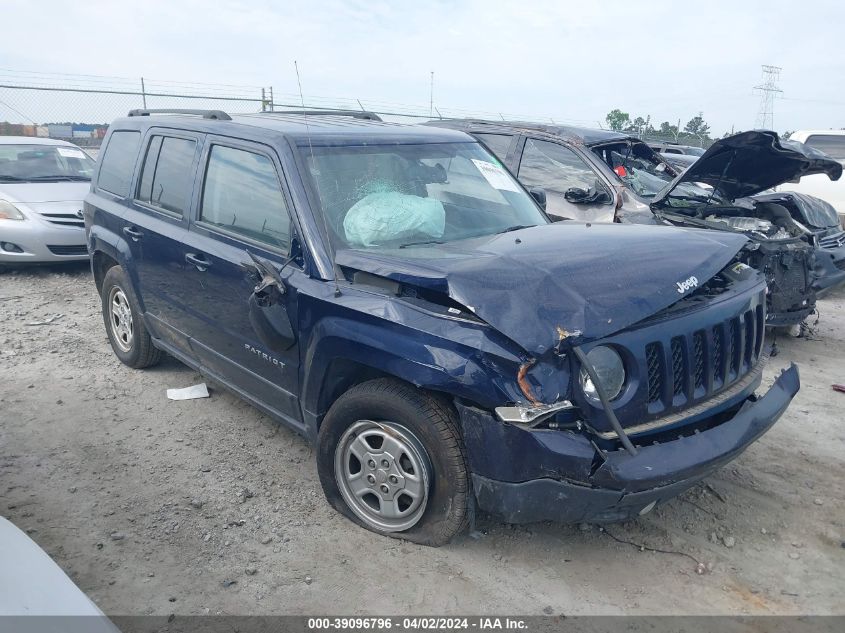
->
[0,516,118,629]
[778,130,845,228]
[85,109,799,546]
[648,141,705,158]
[430,121,845,327]
[644,132,845,325]
[0,136,95,265]
[658,151,698,172]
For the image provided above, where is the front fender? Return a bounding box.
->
[299,314,524,431]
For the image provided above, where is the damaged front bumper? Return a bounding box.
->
[457,364,799,524]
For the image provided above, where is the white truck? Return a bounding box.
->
[779,130,845,228]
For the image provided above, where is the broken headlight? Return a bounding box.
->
[579,345,625,402]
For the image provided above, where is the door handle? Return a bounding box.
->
[123,226,143,241]
[185,252,212,272]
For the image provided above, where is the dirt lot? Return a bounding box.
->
[1,263,843,616]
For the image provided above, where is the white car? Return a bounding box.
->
[778,130,845,228]
[0,516,118,630]
[0,136,95,264]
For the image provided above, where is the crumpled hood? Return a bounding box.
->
[651,130,842,208]
[336,223,748,355]
[751,191,841,229]
[0,182,90,204]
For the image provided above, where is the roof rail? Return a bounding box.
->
[266,109,383,122]
[127,108,232,120]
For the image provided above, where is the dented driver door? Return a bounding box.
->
[180,138,303,432]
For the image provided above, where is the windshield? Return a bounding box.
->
[592,140,719,204]
[301,142,547,250]
[593,141,677,198]
[0,144,95,182]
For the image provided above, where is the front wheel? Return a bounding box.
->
[317,378,471,546]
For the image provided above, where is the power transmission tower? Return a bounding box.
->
[754,65,782,130]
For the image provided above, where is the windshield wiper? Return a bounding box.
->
[398,239,445,249]
[0,175,26,182]
[668,193,715,204]
[496,224,536,234]
[27,175,91,182]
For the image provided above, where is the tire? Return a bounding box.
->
[101,265,162,369]
[317,378,471,546]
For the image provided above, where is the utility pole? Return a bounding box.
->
[754,65,782,130]
[429,71,434,118]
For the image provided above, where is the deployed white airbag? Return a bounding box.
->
[343,191,445,247]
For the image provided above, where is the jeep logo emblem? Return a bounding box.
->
[676,276,699,294]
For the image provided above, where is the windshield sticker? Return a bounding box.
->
[57,147,86,159]
[471,159,520,192]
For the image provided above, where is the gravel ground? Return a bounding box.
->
[1,263,843,616]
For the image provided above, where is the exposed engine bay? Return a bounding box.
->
[630,130,845,327]
[656,193,844,325]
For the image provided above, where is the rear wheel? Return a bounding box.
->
[101,265,161,369]
[317,378,471,546]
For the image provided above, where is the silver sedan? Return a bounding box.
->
[0,136,95,264]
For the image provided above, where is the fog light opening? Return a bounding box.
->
[1,242,24,253]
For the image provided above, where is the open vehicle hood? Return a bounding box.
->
[336,223,748,356]
[650,130,842,209]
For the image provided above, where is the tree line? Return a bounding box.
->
[604,109,716,145]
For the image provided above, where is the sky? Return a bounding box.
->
[1,0,844,135]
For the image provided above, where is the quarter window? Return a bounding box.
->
[200,145,291,250]
[474,134,513,161]
[137,136,197,216]
[98,131,140,196]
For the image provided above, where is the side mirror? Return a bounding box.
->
[564,186,612,205]
[564,187,590,203]
[529,187,547,211]
[243,250,296,352]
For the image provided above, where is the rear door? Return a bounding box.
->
[122,129,203,355]
[180,137,303,429]
[515,137,616,222]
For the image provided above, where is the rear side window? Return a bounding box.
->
[137,135,197,216]
[98,131,140,196]
[805,134,845,160]
[474,133,513,161]
[200,145,291,250]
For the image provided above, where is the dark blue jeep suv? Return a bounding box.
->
[84,109,800,545]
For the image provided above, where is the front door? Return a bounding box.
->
[516,137,616,223]
[180,138,303,430]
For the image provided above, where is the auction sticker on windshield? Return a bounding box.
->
[471,159,520,192]
[56,147,87,159]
